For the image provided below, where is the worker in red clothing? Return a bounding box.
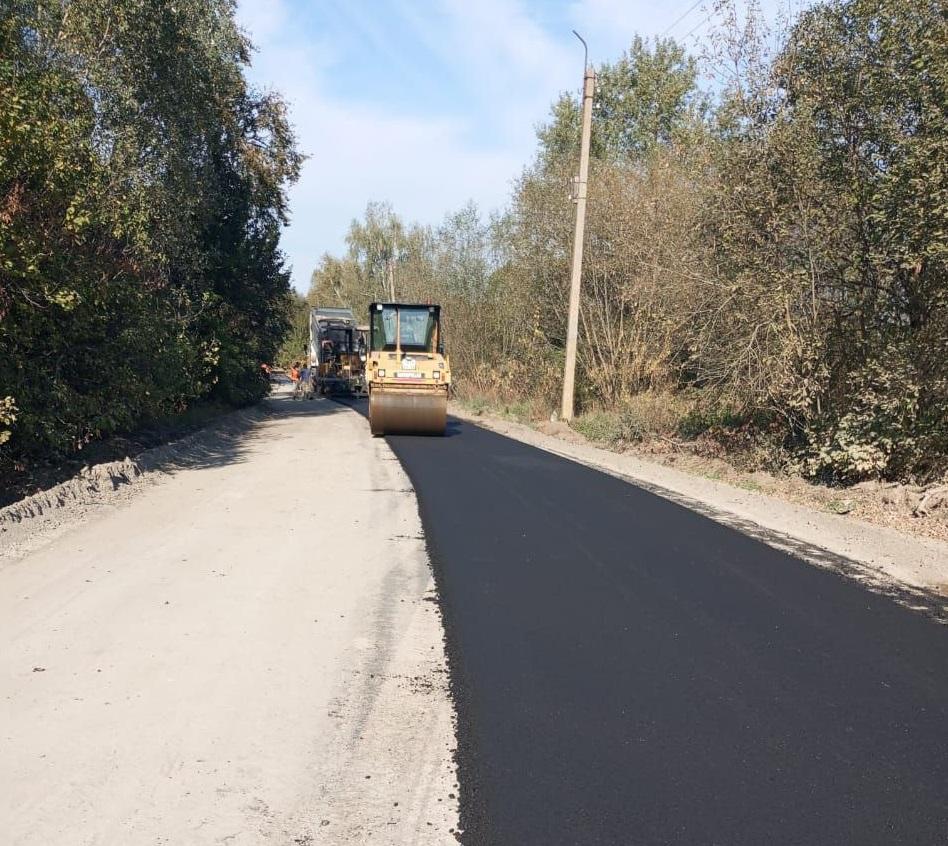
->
[289,361,302,398]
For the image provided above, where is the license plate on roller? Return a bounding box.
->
[395,371,424,378]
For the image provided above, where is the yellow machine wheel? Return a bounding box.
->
[369,389,447,436]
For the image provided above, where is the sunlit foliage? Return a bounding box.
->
[0,0,301,465]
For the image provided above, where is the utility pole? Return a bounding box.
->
[387,257,396,301]
[560,31,595,422]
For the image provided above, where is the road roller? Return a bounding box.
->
[367,302,451,436]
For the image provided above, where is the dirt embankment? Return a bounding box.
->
[0,400,243,510]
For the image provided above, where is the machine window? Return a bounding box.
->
[371,307,398,351]
[399,308,437,351]
[371,306,438,352]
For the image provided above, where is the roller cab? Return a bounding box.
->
[367,303,451,436]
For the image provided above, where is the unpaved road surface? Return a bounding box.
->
[373,407,948,846]
[5,389,948,846]
[0,390,458,845]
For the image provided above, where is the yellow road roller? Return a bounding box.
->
[367,302,451,436]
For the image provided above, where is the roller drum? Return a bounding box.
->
[369,389,447,436]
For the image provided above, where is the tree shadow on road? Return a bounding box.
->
[135,391,351,477]
[0,390,357,544]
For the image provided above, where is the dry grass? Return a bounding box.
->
[458,391,948,544]
[572,391,696,446]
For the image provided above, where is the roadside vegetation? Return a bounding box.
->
[307,0,947,490]
[0,1,301,482]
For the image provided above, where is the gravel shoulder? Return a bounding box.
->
[451,404,948,607]
[0,387,458,845]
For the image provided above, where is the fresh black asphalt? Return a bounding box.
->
[351,402,948,845]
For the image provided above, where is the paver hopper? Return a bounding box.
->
[367,303,450,436]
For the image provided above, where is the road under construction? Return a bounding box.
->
[1,361,947,846]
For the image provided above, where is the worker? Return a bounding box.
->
[298,364,312,400]
[289,362,300,397]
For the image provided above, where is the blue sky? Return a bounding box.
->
[235,0,809,291]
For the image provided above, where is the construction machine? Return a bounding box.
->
[309,306,366,395]
[367,302,450,436]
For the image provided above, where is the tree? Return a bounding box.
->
[523,36,710,407]
[0,0,300,468]
[345,201,406,302]
[700,0,948,480]
[537,36,702,164]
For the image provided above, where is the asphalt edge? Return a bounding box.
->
[335,395,474,843]
[450,408,948,625]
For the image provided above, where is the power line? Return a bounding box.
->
[682,12,713,40]
[661,0,704,36]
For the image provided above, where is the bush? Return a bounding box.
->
[676,405,745,440]
[572,410,627,444]
[574,391,694,445]
[802,357,923,483]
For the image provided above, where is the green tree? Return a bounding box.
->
[537,36,702,164]
[276,292,311,368]
[702,0,948,480]
[0,0,300,469]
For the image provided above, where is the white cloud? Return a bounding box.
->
[237,0,573,291]
[236,0,810,291]
[432,0,579,139]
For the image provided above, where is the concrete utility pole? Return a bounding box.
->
[560,31,595,422]
[387,257,396,301]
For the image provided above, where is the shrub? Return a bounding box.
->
[574,391,695,445]
[803,357,923,483]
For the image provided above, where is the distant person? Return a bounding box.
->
[299,365,312,400]
[289,362,300,398]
